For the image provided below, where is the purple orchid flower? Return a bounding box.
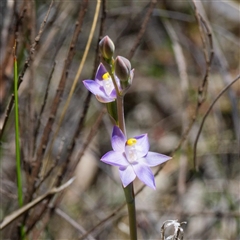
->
[101,126,171,189]
[83,63,119,103]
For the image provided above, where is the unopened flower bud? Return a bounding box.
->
[115,56,131,90]
[99,36,115,60]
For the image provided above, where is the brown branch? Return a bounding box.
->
[27,0,88,204]
[27,108,105,234]
[0,1,53,141]
[93,0,107,77]
[127,0,157,60]
[172,1,214,157]
[78,202,125,240]
[26,0,37,164]
[33,61,56,153]
[0,178,74,230]
[0,3,26,83]
[36,136,65,189]
[25,1,106,234]
[55,208,96,240]
[193,74,240,168]
[191,0,213,169]
[0,5,27,140]
[68,108,106,178]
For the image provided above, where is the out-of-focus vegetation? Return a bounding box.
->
[0,0,239,239]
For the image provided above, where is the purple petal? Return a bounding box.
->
[101,151,128,167]
[119,165,136,187]
[109,88,117,99]
[95,63,107,82]
[83,80,114,103]
[96,95,115,103]
[134,134,149,157]
[132,162,156,189]
[83,80,101,95]
[143,152,171,167]
[111,126,126,152]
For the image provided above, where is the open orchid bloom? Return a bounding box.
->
[101,126,171,189]
[83,63,120,103]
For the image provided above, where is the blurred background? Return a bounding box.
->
[0,0,239,239]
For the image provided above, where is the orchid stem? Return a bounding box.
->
[112,79,137,240]
[105,56,137,239]
[117,94,137,239]
[123,182,137,240]
[116,96,126,135]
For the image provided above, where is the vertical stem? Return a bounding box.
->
[14,45,25,239]
[116,96,126,134]
[123,182,137,240]
[106,56,137,240]
[116,96,137,240]
[14,53,23,208]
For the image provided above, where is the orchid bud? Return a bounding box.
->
[99,36,115,60]
[115,56,132,89]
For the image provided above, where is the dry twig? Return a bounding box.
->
[193,74,240,167]
[0,177,74,230]
[127,0,157,60]
[0,1,53,140]
[173,0,214,166]
[27,0,88,204]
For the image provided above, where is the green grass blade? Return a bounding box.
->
[14,51,23,208]
[14,47,26,239]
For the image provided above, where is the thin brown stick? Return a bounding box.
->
[0,1,53,141]
[27,1,106,234]
[78,203,125,240]
[36,136,65,189]
[127,0,157,60]
[172,1,213,156]
[0,3,26,84]
[27,0,88,203]
[0,177,74,230]
[55,208,96,240]
[27,109,105,234]
[33,61,56,153]
[192,0,239,163]
[27,0,37,164]
[0,5,27,140]
[68,108,106,178]
[191,0,213,169]
[93,0,107,75]
[42,0,106,205]
[43,0,101,175]
[193,74,240,169]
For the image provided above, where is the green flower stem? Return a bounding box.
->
[106,101,118,125]
[116,96,126,135]
[108,67,137,240]
[14,52,25,239]
[14,55,23,208]
[123,182,137,240]
[117,95,137,240]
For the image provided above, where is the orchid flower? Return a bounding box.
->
[83,63,119,103]
[101,126,171,189]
